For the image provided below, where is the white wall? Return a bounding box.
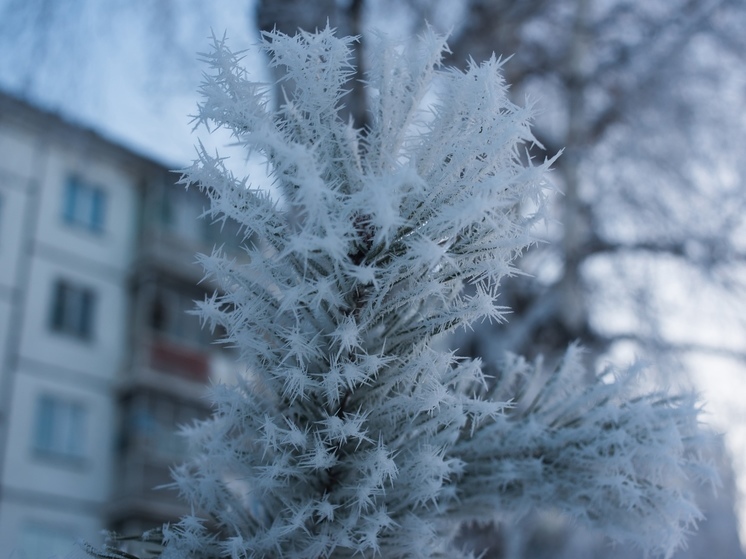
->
[19,256,129,381]
[34,146,138,272]
[0,123,36,180]
[2,372,114,501]
[0,174,28,409]
[0,173,30,290]
[0,108,144,557]
[0,126,36,395]
[0,498,104,559]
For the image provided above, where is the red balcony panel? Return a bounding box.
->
[150,338,209,382]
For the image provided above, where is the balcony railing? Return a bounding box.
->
[108,442,188,527]
[148,337,210,382]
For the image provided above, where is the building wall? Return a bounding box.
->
[0,93,156,559]
[0,119,36,392]
[0,92,241,559]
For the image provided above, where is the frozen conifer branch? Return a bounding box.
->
[90,27,713,559]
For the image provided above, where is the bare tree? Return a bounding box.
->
[440,0,746,370]
[436,2,746,556]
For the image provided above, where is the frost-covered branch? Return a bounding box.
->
[88,27,713,559]
[453,347,712,556]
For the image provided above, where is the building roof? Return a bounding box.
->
[0,88,183,172]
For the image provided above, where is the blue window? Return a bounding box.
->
[19,521,77,559]
[63,176,106,232]
[49,279,96,340]
[32,394,87,460]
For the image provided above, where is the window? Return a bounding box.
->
[62,176,106,232]
[150,283,210,346]
[158,183,244,249]
[18,521,76,559]
[49,279,96,340]
[159,184,206,243]
[123,393,206,460]
[32,394,88,460]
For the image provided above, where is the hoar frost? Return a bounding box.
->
[92,27,713,559]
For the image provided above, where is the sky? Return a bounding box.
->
[1,0,745,551]
[0,0,264,167]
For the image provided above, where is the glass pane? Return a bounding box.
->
[62,176,106,232]
[49,279,95,340]
[90,188,106,231]
[64,403,87,457]
[33,396,55,452]
[78,289,95,339]
[49,281,67,332]
[32,395,87,459]
[62,179,78,224]
[19,522,76,559]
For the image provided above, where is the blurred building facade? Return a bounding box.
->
[1,89,743,559]
[0,91,238,559]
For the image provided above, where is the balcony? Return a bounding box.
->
[108,389,208,527]
[108,453,186,525]
[149,337,209,383]
[136,176,247,284]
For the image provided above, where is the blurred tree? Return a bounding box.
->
[440,0,746,370]
[256,0,367,125]
[438,1,746,556]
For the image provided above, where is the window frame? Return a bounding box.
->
[31,394,89,463]
[157,181,245,250]
[19,520,78,559]
[150,281,212,347]
[62,175,107,233]
[123,391,207,461]
[49,278,97,341]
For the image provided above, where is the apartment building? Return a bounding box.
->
[0,91,239,559]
